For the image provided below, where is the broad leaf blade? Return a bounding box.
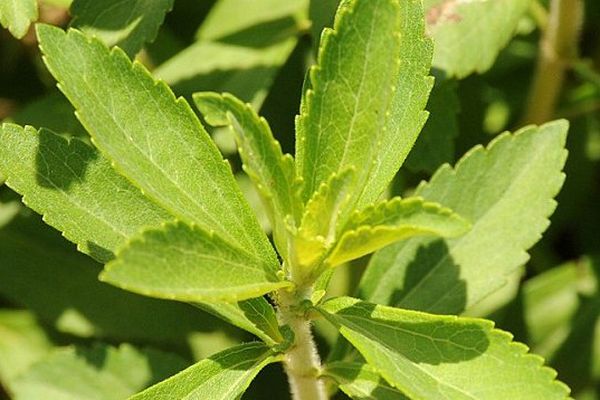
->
[327,197,470,266]
[130,342,278,400]
[0,0,37,38]
[356,0,433,209]
[194,92,300,257]
[70,0,174,56]
[196,298,284,346]
[101,222,291,302]
[361,121,569,314]
[12,344,187,400]
[297,0,401,201]
[297,0,432,210]
[425,0,531,77]
[0,124,171,263]
[157,0,307,107]
[319,297,571,399]
[37,25,276,265]
[323,362,408,400]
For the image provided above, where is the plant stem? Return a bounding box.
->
[522,0,583,124]
[278,288,328,400]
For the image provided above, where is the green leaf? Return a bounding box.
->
[196,0,308,42]
[294,169,355,269]
[425,0,531,78]
[156,0,307,108]
[196,298,284,346]
[406,79,459,173]
[319,297,570,399]
[323,362,408,400]
[0,0,37,39]
[37,25,276,265]
[70,0,174,56]
[130,342,279,400]
[361,121,569,314]
[327,197,470,267]
[523,260,595,358]
[0,124,171,263]
[101,221,291,302]
[297,0,432,211]
[12,344,187,400]
[0,310,52,392]
[156,39,298,108]
[194,92,300,258]
[0,210,243,352]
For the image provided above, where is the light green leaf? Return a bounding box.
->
[319,297,570,399]
[327,197,470,267]
[522,259,596,359]
[130,342,279,400]
[101,221,291,302]
[0,210,242,351]
[194,92,300,258]
[156,39,298,108]
[323,362,408,400]
[425,0,531,78]
[70,0,174,56]
[196,0,308,42]
[0,124,171,263]
[156,0,307,108]
[12,344,187,400]
[361,120,569,314]
[37,25,276,265]
[297,0,432,211]
[0,0,37,39]
[0,310,52,393]
[294,169,355,268]
[196,298,284,346]
[356,0,433,209]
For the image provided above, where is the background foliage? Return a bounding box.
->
[0,0,599,398]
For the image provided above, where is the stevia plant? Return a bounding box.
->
[0,0,574,399]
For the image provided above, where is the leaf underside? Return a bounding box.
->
[195,298,284,346]
[323,362,408,400]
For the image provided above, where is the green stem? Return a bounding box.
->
[522,0,583,124]
[278,288,327,400]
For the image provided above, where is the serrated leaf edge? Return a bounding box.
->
[100,220,292,303]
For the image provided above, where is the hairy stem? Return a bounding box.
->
[522,0,583,124]
[278,288,327,400]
